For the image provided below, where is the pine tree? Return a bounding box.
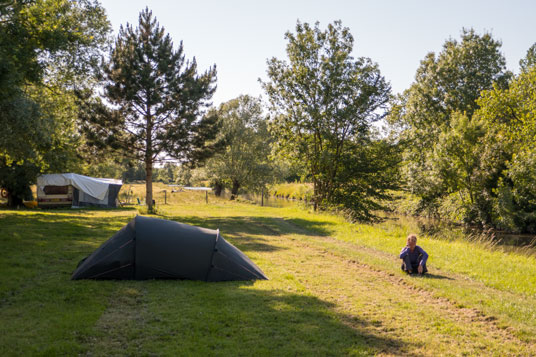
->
[83,8,219,211]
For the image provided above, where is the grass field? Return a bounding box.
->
[1,189,535,356]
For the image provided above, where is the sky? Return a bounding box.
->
[99,0,536,106]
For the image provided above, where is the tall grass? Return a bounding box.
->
[279,208,536,296]
[269,182,313,200]
[118,182,212,206]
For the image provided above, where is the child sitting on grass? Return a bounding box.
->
[400,234,428,275]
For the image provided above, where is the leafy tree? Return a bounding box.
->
[332,137,402,221]
[174,164,193,186]
[122,161,147,183]
[475,68,536,232]
[204,95,274,199]
[520,43,536,72]
[152,162,180,184]
[82,8,219,211]
[0,0,110,206]
[430,112,497,223]
[262,21,391,217]
[393,29,510,219]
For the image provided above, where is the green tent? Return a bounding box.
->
[72,216,267,281]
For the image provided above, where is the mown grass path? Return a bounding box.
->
[253,220,529,355]
[1,199,535,356]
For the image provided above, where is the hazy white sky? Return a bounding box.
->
[99,0,536,106]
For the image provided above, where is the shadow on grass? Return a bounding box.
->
[138,280,408,356]
[163,214,336,237]
[405,272,453,280]
[161,214,289,253]
[160,214,338,252]
[161,214,280,235]
[273,217,336,236]
[45,206,137,212]
[0,211,132,247]
[0,211,134,303]
[423,273,454,280]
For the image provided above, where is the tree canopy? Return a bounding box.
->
[474,67,536,231]
[519,42,536,72]
[392,29,510,219]
[0,0,110,206]
[262,20,393,218]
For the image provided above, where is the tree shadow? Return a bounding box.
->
[0,211,288,304]
[140,280,410,356]
[276,217,336,236]
[160,214,287,253]
[232,236,283,252]
[2,207,432,355]
[159,213,339,252]
[0,211,134,302]
[0,212,130,243]
[1,210,413,355]
[45,206,138,213]
[163,214,337,238]
[161,214,282,236]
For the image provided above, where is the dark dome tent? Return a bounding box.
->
[72,216,267,281]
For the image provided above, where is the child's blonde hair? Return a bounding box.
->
[407,234,417,243]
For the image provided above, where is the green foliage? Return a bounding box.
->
[152,162,179,184]
[81,8,219,211]
[262,20,392,218]
[331,138,402,221]
[395,29,510,223]
[520,42,536,72]
[0,0,110,206]
[395,33,536,232]
[203,95,275,198]
[392,31,536,233]
[476,68,536,232]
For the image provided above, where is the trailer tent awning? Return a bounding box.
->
[37,173,122,201]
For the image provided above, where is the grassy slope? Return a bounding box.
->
[1,192,535,356]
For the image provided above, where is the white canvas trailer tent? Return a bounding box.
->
[37,173,122,208]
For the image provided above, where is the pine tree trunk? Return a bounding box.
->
[146,159,153,211]
[146,109,154,212]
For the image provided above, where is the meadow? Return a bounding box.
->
[1,188,535,356]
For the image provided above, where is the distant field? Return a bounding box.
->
[117,182,213,206]
[269,182,313,201]
[1,192,535,355]
[0,182,213,207]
